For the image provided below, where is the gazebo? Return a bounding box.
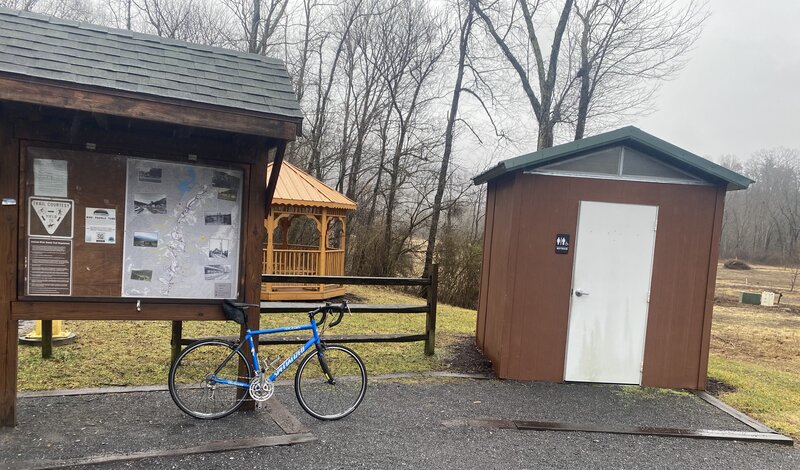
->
[262,162,357,300]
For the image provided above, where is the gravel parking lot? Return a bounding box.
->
[2,377,797,469]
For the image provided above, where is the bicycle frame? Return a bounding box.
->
[210,315,324,389]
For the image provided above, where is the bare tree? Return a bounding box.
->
[470,0,574,149]
[3,0,96,21]
[721,149,800,265]
[422,0,474,281]
[0,0,39,11]
[375,0,453,274]
[470,0,707,148]
[568,0,707,139]
[221,0,288,54]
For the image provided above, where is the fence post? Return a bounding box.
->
[41,320,52,359]
[170,321,183,364]
[425,264,438,356]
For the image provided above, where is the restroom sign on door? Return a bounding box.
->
[555,234,570,254]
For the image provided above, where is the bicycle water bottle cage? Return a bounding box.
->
[222,299,247,325]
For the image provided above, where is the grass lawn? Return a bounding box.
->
[17,285,477,391]
[710,263,800,439]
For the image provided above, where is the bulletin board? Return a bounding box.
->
[22,146,245,299]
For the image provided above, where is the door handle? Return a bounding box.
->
[574,289,589,297]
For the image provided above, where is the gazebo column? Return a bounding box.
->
[341,216,347,274]
[319,208,327,294]
[264,213,274,297]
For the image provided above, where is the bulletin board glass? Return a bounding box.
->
[22,146,245,300]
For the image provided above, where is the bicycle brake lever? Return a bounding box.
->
[329,303,346,328]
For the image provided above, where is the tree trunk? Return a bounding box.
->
[423,4,473,281]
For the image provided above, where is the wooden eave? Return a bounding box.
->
[0,72,302,140]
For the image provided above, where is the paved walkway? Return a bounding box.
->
[1,377,797,469]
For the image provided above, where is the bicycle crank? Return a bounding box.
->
[249,375,274,402]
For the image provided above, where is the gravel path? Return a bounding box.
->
[2,378,797,469]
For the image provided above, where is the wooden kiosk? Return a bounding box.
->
[262,161,357,300]
[0,9,302,426]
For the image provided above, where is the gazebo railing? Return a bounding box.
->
[325,249,345,276]
[272,248,319,275]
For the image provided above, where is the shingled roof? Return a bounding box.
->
[0,7,302,122]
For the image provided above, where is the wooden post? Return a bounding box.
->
[264,215,274,298]
[319,208,327,293]
[170,321,183,364]
[425,264,438,356]
[41,320,52,359]
[238,140,274,411]
[0,108,19,427]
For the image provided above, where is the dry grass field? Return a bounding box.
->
[711,262,800,438]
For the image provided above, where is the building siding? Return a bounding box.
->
[478,172,724,389]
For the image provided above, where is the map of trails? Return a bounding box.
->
[122,158,243,299]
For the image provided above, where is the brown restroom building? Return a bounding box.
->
[473,126,752,390]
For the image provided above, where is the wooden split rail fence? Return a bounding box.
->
[171,265,438,362]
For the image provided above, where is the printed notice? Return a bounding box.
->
[28,197,74,239]
[33,159,68,197]
[85,208,117,244]
[27,239,72,296]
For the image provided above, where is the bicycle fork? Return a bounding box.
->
[317,346,336,385]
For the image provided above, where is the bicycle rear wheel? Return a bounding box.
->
[294,344,367,420]
[168,340,251,419]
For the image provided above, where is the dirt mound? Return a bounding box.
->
[443,335,495,375]
[724,259,752,270]
[706,377,737,395]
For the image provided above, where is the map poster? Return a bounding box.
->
[121,159,243,299]
[27,239,72,296]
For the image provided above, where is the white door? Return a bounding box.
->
[564,201,658,385]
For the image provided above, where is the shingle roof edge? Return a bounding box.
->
[0,7,286,67]
[472,126,754,191]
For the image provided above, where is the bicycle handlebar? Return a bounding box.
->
[309,300,349,328]
[329,300,349,328]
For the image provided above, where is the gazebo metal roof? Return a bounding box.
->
[266,161,357,210]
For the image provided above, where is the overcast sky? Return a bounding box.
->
[634,0,800,161]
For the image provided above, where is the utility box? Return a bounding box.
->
[761,291,777,307]
[739,291,762,305]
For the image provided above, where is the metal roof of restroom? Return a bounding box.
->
[473,126,754,191]
[0,7,302,129]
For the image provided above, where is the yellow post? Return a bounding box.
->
[24,320,72,340]
[20,320,76,358]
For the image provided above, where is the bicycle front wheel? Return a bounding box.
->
[168,340,251,419]
[295,344,367,420]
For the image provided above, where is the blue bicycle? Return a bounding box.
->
[168,300,367,420]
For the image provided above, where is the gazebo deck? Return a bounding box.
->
[261,244,346,300]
